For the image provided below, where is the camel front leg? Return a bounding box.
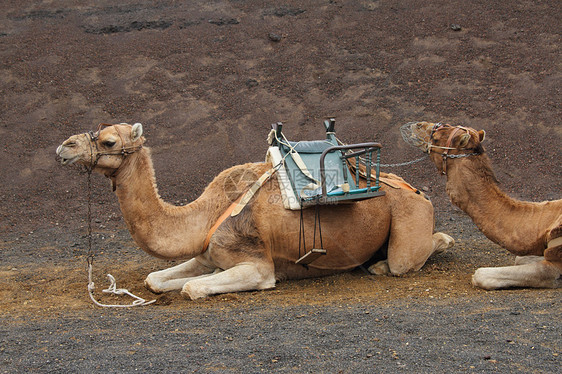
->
[472,260,561,290]
[514,255,544,265]
[473,234,562,290]
[181,261,276,300]
[144,257,219,293]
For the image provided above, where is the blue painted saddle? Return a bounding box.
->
[268,119,385,207]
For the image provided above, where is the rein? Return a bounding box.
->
[84,123,154,308]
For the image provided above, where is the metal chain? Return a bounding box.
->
[379,155,428,167]
[361,152,477,168]
[349,122,480,170]
[358,154,428,168]
[337,135,429,168]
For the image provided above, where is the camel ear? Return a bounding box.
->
[478,130,486,142]
[131,123,143,142]
[459,133,471,148]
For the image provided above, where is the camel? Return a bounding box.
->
[56,122,455,300]
[408,122,562,290]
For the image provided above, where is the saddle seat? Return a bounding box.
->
[266,118,385,209]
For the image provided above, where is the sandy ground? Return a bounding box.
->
[0,0,560,372]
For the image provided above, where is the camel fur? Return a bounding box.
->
[409,122,562,290]
[57,123,454,300]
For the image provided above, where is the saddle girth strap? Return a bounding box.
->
[201,168,277,252]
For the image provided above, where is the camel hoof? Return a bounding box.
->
[144,276,163,294]
[472,268,500,290]
[433,232,455,254]
[181,283,207,300]
[368,260,390,275]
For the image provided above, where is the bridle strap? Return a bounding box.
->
[87,123,144,190]
[429,124,480,175]
[441,126,465,174]
[426,123,455,154]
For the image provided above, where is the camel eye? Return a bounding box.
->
[103,140,116,147]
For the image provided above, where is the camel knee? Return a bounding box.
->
[387,259,423,275]
[181,282,207,300]
[144,270,193,294]
[144,272,167,294]
[472,267,502,290]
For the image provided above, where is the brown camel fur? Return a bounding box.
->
[409,122,562,290]
[57,123,454,300]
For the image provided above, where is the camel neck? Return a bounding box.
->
[444,155,548,253]
[112,148,210,259]
[445,156,506,213]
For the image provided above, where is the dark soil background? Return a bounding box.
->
[0,1,560,373]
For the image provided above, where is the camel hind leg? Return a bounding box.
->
[369,232,455,275]
[369,194,454,276]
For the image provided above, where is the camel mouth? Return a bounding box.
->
[60,156,79,166]
[56,145,80,166]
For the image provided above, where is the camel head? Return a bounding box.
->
[407,122,486,174]
[56,123,145,176]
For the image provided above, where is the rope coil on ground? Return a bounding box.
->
[87,264,156,308]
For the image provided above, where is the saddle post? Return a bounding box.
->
[355,155,361,184]
[365,150,372,190]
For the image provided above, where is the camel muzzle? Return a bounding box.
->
[56,144,80,166]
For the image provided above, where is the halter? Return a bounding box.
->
[87,123,144,190]
[427,123,482,175]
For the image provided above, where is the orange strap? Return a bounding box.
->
[202,194,244,252]
[201,168,277,253]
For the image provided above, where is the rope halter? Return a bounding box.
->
[86,123,144,190]
[401,122,483,175]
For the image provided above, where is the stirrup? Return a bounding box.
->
[296,248,327,265]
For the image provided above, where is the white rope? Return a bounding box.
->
[85,168,155,308]
[87,263,156,308]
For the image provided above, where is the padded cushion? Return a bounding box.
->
[279,139,353,200]
[283,140,334,154]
